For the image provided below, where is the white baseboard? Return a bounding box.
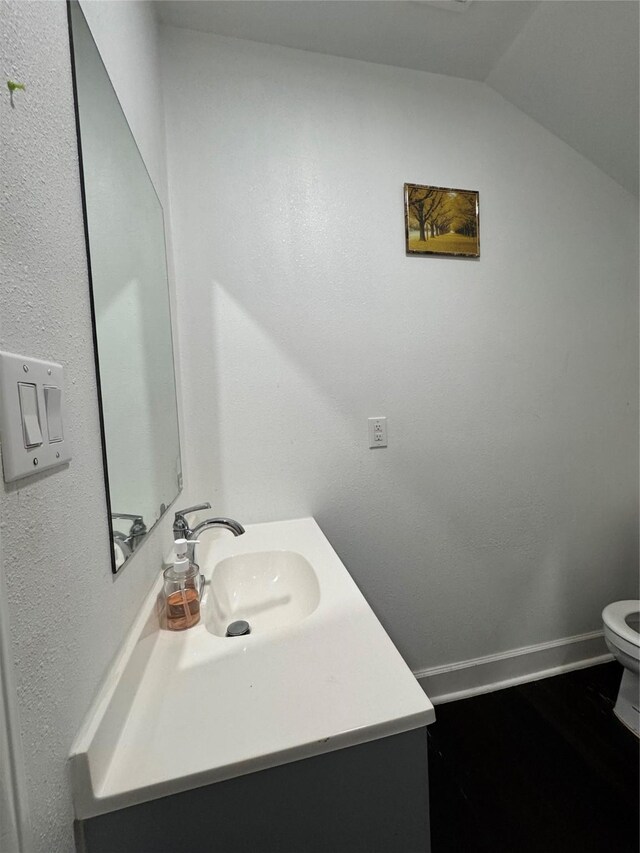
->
[414,630,612,705]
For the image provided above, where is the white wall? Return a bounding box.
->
[486,0,640,197]
[162,28,639,672]
[0,525,31,853]
[0,2,178,850]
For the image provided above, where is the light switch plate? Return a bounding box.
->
[0,351,71,482]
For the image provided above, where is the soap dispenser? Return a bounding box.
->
[163,538,201,631]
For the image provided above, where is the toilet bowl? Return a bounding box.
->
[602,600,640,737]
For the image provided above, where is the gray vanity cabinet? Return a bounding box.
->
[75,728,431,853]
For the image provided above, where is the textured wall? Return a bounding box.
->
[0,2,177,850]
[162,28,639,672]
[486,1,639,196]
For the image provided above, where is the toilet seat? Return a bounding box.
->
[602,600,640,658]
[602,600,640,737]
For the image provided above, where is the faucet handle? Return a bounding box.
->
[173,503,212,538]
[174,502,212,517]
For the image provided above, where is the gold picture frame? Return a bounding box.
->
[404,183,480,258]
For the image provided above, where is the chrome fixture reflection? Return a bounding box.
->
[112,533,132,563]
[112,512,148,553]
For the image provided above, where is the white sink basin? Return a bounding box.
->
[69,518,434,820]
[206,550,321,636]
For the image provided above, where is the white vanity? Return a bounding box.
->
[70,518,435,852]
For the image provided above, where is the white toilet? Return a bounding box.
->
[602,600,640,737]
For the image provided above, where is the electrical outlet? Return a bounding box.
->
[368,417,388,448]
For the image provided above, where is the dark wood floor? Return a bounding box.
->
[427,662,639,853]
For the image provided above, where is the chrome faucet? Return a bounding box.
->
[173,502,245,566]
[112,512,148,552]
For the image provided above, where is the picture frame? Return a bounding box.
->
[404,183,480,258]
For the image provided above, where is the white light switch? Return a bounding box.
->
[44,385,63,442]
[0,351,71,482]
[18,382,43,447]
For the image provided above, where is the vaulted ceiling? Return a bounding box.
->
[157,1,640,195]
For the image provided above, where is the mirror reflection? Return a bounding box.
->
[69,2,182,572]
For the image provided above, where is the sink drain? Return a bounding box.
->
[226,620,251,637]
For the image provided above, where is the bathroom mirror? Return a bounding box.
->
[68,2,182,573]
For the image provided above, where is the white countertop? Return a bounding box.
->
[69,518,435,819]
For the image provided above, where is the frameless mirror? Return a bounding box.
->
[68,2,182,573]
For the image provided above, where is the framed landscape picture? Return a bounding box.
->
[404,183,480,258]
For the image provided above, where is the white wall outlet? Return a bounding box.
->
[368,417,388,448]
